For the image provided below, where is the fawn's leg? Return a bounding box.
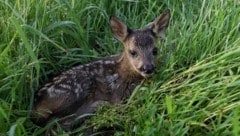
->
[60,100,109,131]
[33,91,83,125]
[33,73,95,125]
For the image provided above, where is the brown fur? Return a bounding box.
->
[32,9,170,130]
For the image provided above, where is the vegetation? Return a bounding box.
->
[0,0,240,135]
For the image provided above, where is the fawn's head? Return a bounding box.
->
[110,9,170,77]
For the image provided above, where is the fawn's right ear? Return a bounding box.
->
[150,9,171,37]
[110,16,130,42]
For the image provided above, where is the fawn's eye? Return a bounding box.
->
[129,50,138,58]
[152,47,158,56]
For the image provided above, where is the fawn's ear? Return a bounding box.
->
[150,9,170,37]
[110,16,130,42]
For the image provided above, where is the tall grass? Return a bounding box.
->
[0,0,239,135]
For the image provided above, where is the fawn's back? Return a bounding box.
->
[33,9,170,129]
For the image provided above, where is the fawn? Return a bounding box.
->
[33,9,170,130]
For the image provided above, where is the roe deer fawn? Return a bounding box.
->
[33,9,170,130]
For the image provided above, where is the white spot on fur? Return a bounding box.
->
[53,75,67,83]
[45,83,52,87]
[47,86,66,98]
[106,73,119,90]
[108,69,113,73]
[77,84,83,92]
[66,80,72,84]
[59,84,71,90]
[73,65,83,70]
[97,60,103,64]
[73,84,83,98]
[74,89,79,98]
[104,60,115,65]
[99,67,104,74]
[78,65,83,68]
[90,72,95,76]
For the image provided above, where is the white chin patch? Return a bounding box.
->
[140,72,153,78]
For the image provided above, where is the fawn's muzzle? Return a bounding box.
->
[139,64,154,75]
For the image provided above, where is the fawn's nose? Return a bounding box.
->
[139,64,154,75]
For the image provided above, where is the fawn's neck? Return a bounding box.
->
[116,53,143,81]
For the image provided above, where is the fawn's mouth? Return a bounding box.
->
[133,65,154,78]
[139,71,154,78]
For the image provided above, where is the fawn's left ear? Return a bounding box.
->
[150,9,171,37]
[110,16,130,42]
